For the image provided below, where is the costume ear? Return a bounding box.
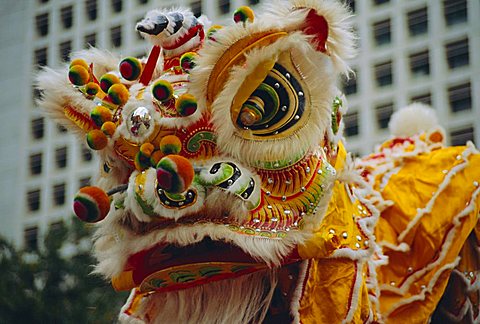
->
[302,9,329,53]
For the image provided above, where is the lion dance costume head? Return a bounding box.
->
[38,0,480,323]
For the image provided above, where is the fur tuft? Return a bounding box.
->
[388,103,440,137]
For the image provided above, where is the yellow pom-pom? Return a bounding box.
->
[86,129,108,150]
[100,73,121,93]
[175,93,197,117]
[233,6,255,24]
[85,82,100,96]
[70,58,89,70]
[150,150,164,166]
[140,143,155,157]
[152,79,174,102]
[108,83,130,105]
[69,65,90,86]
[101,121,117,136]
[90,105,113,127]
[160,135,182,155]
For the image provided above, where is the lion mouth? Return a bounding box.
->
[111,237,300,293]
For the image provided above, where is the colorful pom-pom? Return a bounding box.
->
[140,143,155,156]
[100,73,121,93]
[180,52,198,73]
[156,155,194,194]
[233,6,255,24]
[108,83,130,105]
[70,58,89,70]
[85,82,100,96]
[207,25,223,41]
[101,121,117,136]
[87,129,108,150]
[160,135,182,155]
[134,151,151,171]
[73,186,110,223]
[175,93,197,117]
[150,150,164,166]
[119,57,143,81]
[90,105,113,127]
[69,65,90,86]
[152,79,174,102]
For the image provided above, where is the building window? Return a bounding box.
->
[448,82,471,113]
[446,38,469,69]
[111,26,122,48]
[410,92,432,106]
[56,147,68,168]
[35,13,49,37]
[375,102,394,129]
[27,189,41,212]
[342,70,357,95]
[373,19,391,46]
[444,0,467,26]
[79,177,91,188]
[24,227,39,251]
[111,0,123,13]
[34,48,48,68]
[450,126,475,146]
[373,0,389,5]
[84,33,97,48]
[344,111,359,137]
[32,87,43,105]
[61,6,73,29]
[191,0,202,17]
[57,124,68,133]
[249,0,260,5]
[31,117,44,140]
[219,0,230,15]
[82,146,93,162]
[53,183,66,206]
[30,153,42,176]
[374,61,393,87]
[86,0,98,21]
[407,7,428,37]
[59,40,72,62]
[138,0,148,4]
[345,0,355,13]
[409,50,430,77]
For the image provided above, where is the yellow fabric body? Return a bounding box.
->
[373,145,480,323]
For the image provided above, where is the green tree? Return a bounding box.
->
[0,219,128,323]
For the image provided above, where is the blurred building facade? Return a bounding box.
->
[0,0,478,248]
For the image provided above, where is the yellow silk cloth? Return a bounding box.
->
[297,144,480,323]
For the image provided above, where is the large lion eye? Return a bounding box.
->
[128,106,152,137]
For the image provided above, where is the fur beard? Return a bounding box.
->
[121,269,279,324]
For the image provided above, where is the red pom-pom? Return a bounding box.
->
[73,186,110,222]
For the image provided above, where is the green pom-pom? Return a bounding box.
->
[108,83,129,105]
[100,73,120,93]
[175,93,197,117]
[152,79,173,102]
[233,6,255,24]
[160,135,182,155]
[73,186,110,223]
[180,52,198,73]
[69,65,90,86]
[156,155,194,193]
[119,57,142,81]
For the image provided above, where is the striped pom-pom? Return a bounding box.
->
[101,121,116,136]
[108,83,130,105]
[70,58,89,70]
[100,73,121,93]
[90,105,113,126]
[151,79,174,102]
[180,52,198,73]
[69,65,90,86]
[134,143,155,171]
[233,6,255,24]
[86,129,108,150]
[119,57,143,81]
[156,155,194,193]
[73,186,110,223]
[160,135,182,155]
[85,82,100,96]
[175,93,197,117]
[207,25,223,41]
